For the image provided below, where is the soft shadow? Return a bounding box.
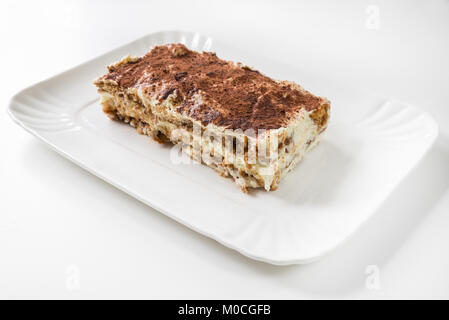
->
[257,136,449,296]
[21,135,449,297]
[277,139,353,205]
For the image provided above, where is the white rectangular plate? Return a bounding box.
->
[8,31,438,265]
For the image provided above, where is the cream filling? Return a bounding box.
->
[99,91,321,191]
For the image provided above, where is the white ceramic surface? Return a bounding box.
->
[8,31,439,265]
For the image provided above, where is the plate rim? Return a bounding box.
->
[7,30,440,265]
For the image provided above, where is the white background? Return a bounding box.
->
[1,0,449,299]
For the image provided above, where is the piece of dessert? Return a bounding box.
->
[94,43,330,192]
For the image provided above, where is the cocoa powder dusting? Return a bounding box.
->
[102,44,325,130]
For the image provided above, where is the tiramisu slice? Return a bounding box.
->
[94,44,330,192]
